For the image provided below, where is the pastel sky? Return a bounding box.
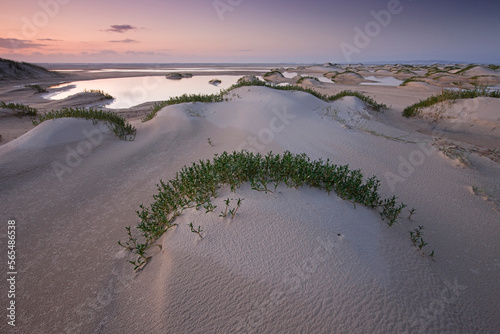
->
[1,0,499,64]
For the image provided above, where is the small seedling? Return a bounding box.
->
[220,198,231,217]
[207,138,214,146]
[408,208,416,219]
[230,198,244,219]
[189,222,203,239]
[203,202,217,213]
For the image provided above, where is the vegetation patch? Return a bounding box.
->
[0,101,38,117]
[402,87,500,118]
[142,93,225,122]
[25,84,47,93]
[331,70,362,79]
[0,57,60,76]
[296,76,319,84]
[32,107,136,140]
[263,70,283,77]
[120,150,411,270]
[83,89,114,100]
[399,77,426,86]
[142,79,388,122]
[454,64,478,75]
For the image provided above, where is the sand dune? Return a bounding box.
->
[1,86,499,333]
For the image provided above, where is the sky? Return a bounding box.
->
[0,0,499,64]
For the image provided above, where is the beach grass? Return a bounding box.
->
[32,107,136,140]
[402,87,500,118]
[142,93,225,122]
[454,64,478,75]
[120,150,408,270]
[83,89,114,100]
[263,70,283,77]
[142,80,388,122]
[399,77,426,87]
[25,84,47,93]
[296,76,318,84]
[0,101,38,117]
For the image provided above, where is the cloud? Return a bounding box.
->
[80,50,119,57]
[105,24,139,33]
[37,38,62,42]
[0,37,45,50]
[109,39,139,43]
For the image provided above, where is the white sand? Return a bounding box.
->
[1,86,499,333]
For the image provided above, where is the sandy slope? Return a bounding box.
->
[1,86,499,333]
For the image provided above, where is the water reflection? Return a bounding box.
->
[45,75,245,109]
[86,67,271,73]
[360,76,403,86]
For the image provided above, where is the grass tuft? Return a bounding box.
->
[83,89,114,100]
[399,77,425,87]
[142,93,225,122]
[25,84,47,93]
[142,79,388,122]
[32,107,136,140]
[120,151,410,270]
[0,101,38,117]
[402,87,500,118]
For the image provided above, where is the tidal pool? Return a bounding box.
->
[45,75,246,109]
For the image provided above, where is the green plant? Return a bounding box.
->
[263,70,282,77]
[408,208,416,219]
[32,107,136,140]
[120,151,413,270]
[203,201,217,213]
[296,76,318,84]
[83,89,113,100]
[429,250,435,260]
[189,222,204,239]
[219,198,232,218]
[229,198,244,219]
[25,84,47,93]
[399,77,425,87]
[402,88,500,118]
[142,93,225,122]
[207,138,214,146]
[454,64,478,75]
[0,101,38,118]
[141,79,388,122]
[409,225,430,253]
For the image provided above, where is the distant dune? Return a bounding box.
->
[0,57,62,81]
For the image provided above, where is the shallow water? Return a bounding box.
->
[360,76,403,86]
[305,74,333,83]
[282,71,298,79]
[44,75,247,108]
[86,67,271,73]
